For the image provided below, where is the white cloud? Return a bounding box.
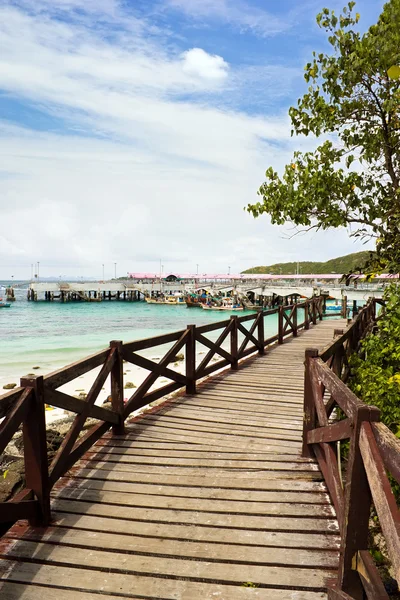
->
[0,2,373,280]
[163,0,289,37]
[182,48,229,81]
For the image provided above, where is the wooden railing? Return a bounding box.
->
[303,299,400,600]
[0,296,323,535]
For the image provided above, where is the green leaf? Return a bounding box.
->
[388,65,400,80]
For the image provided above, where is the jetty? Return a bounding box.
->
[0,298,398,599]
[27,273,385,304]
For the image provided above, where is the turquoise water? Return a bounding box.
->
[0,288,281,383]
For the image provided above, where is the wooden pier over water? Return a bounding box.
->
[0,298,399,599]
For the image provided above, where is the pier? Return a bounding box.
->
[27,274,385,304]
[0,298,398,599]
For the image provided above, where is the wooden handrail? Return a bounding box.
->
[0,296,322,537]
[302,298,400,599]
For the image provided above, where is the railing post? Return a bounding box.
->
[110,341,125,435]
[319,296,323,321]
[304,301,310,330]
[20,375,50,526]
[230,316,238,370]
[293,304,298,337]
[278,306,284,344]
[312,298,317,325]
[186,324,196,394]
[336,405,380,599]
[302,349,319,458]
[257,312,265,355]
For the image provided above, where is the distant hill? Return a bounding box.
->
[242,251,373,275]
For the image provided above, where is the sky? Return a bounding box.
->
[0,0,384,280]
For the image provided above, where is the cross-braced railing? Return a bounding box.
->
[0,296,323,536]
[302,299,400,600]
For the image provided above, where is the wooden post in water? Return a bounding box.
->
[20,375,50,526]
[185,325,196,394]
[110,341,125,435]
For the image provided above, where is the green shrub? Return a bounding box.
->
[349,284,400,437]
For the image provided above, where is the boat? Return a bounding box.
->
[0,288,11,307]
[201,300,243,311]
[145,295,186,305]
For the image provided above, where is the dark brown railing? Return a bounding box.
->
[0,296,323,536]
[303,299,400,600]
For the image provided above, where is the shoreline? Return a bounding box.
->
[3,346,218,426]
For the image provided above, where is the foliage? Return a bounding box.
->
[247,1,400,275]
[242,251,372,275]
[349,285,400,436]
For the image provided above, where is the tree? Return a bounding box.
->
[247,0,400,274]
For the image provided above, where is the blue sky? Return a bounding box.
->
[0,0,383,278]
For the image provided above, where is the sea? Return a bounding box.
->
[0,283,282,387]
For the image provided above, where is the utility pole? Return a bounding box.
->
[196,264,199,276]
[102,264,105,281]
[37,262,40,281]
[228,266,231,275]
[114,262,117,279]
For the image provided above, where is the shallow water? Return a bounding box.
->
[0,288,281,384]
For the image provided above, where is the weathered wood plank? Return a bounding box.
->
[8,527,339,567]
[1,540,337,590]
[51,498,339,532]
[52,487,334,518]
[0,563,329,599]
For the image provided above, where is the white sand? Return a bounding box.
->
[43,348,215,425]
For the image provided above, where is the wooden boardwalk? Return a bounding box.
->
[0,319,347,599]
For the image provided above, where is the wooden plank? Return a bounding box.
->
[307,419,353,445]
[0,562,330,599]
[58,476,330,504]
[9,527,339,567]
[79,460,321,480]
[313,360,373,420]
[51,498,338,531]
[83,452,317,472]
[52,487,334,518]
[120,429,302,453]
[71,467,328,491]
[0,583,134,600]
[42,387,118,424]
[89,445,314,463]
[359,423,400,581]
[372,422,400,484]
[0,501,39,524]
[0,388,24,420]
[122,423,301,449]
[196,319,230,334]
[0,388,31,455]
[123,331,188,418]
[50,511,340,548]
[1,540,337,590]
[313,444,344,532]
[157,404,303,425]
[49,349,117,483]
[356,550,389,600]
[44,348,109,389]
[122,329,185,352]
[141,413,303,438]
